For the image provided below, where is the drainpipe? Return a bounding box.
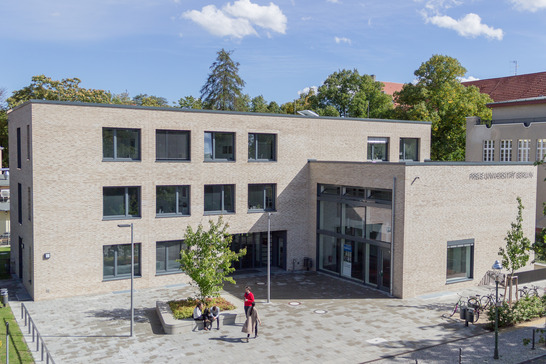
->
[390,177,396,297]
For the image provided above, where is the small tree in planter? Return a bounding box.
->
[178,217,246,303]
[498,197,532,304]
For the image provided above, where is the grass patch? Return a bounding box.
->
[168,297,236,320]
[0,299,34,363]
[0,247,10,253]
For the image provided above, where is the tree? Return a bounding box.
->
[499,197,532,277]
[251,95,269,113]
[178,217,246,302]
[7,75,115,108]
[200,49,246,111]
[177,96,203,109]
[132,94,169,107]
[392,55,492,161]
[314,69,393,118]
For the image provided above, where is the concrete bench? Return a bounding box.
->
[156,301,241,334]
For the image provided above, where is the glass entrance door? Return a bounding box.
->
[365,244,391,292]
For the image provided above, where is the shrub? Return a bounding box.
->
[168,296,236,320]
[486,294,546,330]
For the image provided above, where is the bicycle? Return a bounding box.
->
[466,295,482,323]
[519,285,539,298]
[444,294,466,318]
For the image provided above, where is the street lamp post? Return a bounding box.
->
[267,212,271,304]
[118,223,134,337]
[492,259,503,360]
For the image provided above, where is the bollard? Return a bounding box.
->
[532,329,535,350]
[459,348,462,364]
[6,321,9,364]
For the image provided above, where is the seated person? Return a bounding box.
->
[193,303,209,331]
[209,306,220,330]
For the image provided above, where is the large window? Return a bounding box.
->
[483,140,495,162]
[204,132,235,161]
[156,186,190,216]
[156,130,190,161]
[446,239,474,282]
[204,185,235,213]
[248,133,276,161]
[248,184,276,211]
[500,139,512,162]
[399,138,419,161]
[103,128,140,161]
[156,240,185,274]
[537,139,546,162]
[367,137,389,161]
[518,139,530,162]
[16,128,21,169]
[103,243,141,279]
[103,187,141,219]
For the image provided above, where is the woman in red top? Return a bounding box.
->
[243,286,254,316]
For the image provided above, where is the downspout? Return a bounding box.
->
[390,177,396,297]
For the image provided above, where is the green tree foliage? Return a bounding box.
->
[177,96,203,109]
[313,69,393,118]
[251,95,269,113]
[392,55,493,161]
[499,197,532,277]
[178,217,246,302]
[7,75,116,108]
[267,101,281,114]
[200,49,246,111]
[132,94,169,107]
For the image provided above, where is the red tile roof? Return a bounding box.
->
[380,81,404,96]
[462,72,546,102]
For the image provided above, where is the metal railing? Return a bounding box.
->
[20,303,55,364]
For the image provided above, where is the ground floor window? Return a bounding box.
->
[446,239,474,282]
[231,231,286,270]
[156,240,185,274]
[103,243,141,280]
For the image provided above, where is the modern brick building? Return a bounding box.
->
[8,100,536,300]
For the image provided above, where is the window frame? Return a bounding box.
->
[204,132,235,161]
[446,239,474,283]
[537,139,546,162]
[517,139,530,162]
[204,184,235,214]
[248,184,276,212]
[103,243,142,280]
[248,133,277,162]
[483,140,495,162]
[399,138,419,161]
[156,185,190,217]
[103,186,141,220]
[156,240,185,275]
[102,127,141,162]
[500,139,512,162]
[156,129,191,161]
[367,137,389,161]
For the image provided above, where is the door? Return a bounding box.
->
[378,247,391,292]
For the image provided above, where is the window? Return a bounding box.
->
[518,139,530,162]
[483,140,495,162]
[156,240,185,274]
[16,128,21,169]
[248,133,276,161]
[446,239,474,282]
[156,186,190,216]
[367,137,389,161]
[204,185,235,213]
[103,128,140,161]
[248,184,276,211]
[500,140,512,162]
[399,138,419,161]
[27,187,31,221]
[103,244,141,279]
[17,183,22,224]
[156,130,190,161]
[204,132,235,161]
[103,187,141,219]
[537,139,546,162]
[26,125,30,160]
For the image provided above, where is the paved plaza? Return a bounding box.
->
[3,271,546,363]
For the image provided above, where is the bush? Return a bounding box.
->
[168,296,236,319]
[486,295,546,329]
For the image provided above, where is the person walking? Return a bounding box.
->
[241,302,261,342]
[243,286,254,317]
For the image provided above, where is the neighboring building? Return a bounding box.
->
[462,72,546,102]
[0,147,10,244]
[467,96,546,231]
[8,100,536,300]
[380,81,404,97]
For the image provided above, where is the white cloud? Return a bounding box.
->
[298,86,318,96]
[326,0,340,3]
[427,13,503,40]
[183,0,287,39]
[459,76,480,82]
[511,0,546,12]
[334,36,352,45]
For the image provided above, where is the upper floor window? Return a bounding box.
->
[367,137,389,161]
[483,140,495,162]
[248,184,276,211]
[156,185,190,216]
[500,140,512,162]
[399,138,419,161]
[204,132,235,161]
[537,139,546,162]
[248,133,276,161]
[156,240,185,274]
[204,184,235,214]
[156,130,190,161]
[16,128,21,169]
[103,243,141,280]
[103,128,141,161]
[518,139,530,162]
[103,186,141,219]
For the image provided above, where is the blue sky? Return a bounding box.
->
[1,0,546,106]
